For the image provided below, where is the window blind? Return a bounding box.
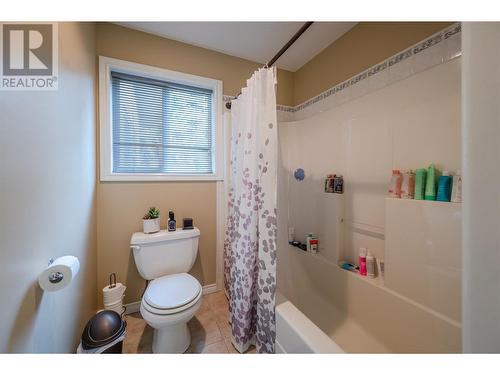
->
[111,71,214,174]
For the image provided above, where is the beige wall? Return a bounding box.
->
[0,23,97,352]
[293,22,453,105]
[96,23,294,105]
[95,23,297,306]
[97,182,216,306]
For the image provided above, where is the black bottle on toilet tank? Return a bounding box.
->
[168,211,176,231]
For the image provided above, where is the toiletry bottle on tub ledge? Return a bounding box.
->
[425,164,441,200]
[451,170,462,203]
[306,233,319,253]
[333,175,344,193]
[401,170,415,199]
[325,174,335,193]
[414,168,427,200]
[437,171,452,202]
[366,251,376,278]
[388,170,402,198]
[359,248,367,276]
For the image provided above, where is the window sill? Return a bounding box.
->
[100,173,224,182]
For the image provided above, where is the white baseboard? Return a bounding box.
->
[202,283,217,295]
[123,301,141,315]
[123,283,219,316]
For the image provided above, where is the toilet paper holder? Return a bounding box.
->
[109,273,117,289]
[39,255,80,292]
[47,258,64,284]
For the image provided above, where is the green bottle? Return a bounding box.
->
[424,164,441,200]
[414,168,427,200]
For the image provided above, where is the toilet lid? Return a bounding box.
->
[144,273,201,310]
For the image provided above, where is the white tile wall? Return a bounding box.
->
[388,53,415,84]
[275,23,463,353]
[385,198,462,322]
[279,57,461,265]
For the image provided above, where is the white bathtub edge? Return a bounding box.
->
[276,300,344,354]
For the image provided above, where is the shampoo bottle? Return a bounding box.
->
[414,168,427,200]
[401,170,415,199]
[388,170,402,198]
[451,170,462,203]
[366,251,376,278]
[359,248,367,276]
[424,164,441,200]
[436,171,452,202]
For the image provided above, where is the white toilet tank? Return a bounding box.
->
[130,228,200,280]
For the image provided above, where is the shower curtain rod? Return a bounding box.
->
[225,21,314,110]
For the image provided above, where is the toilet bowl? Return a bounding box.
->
[130,228,202,353]
[139,273,202,353]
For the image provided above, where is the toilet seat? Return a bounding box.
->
[143,273,202,316]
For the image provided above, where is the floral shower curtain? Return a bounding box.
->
[223,67,278,353]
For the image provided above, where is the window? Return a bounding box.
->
[99,56,223,181]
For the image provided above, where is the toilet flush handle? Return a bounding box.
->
[130,245,140,252]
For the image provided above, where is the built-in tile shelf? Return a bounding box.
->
[385,197,462,206]
[288,244,338,267]
[337,263,461,328]
[290,244,384,286]
[347,220,385,238]
[338,263,386,290]
[347,198,462,241]
[294,243,462,335]
[290,244,461,327]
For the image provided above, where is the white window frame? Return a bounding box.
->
[99,56,224,181]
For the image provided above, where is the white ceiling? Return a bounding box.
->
[116,22,357,72]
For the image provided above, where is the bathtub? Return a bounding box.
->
[275,297,344,353]
[276,245,462,353]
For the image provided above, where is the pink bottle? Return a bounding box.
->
[388,169,402,198]
[359,248,367,276]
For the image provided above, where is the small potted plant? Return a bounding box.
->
[143,207,160,234]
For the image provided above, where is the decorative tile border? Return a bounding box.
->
[444,23,461,39]
[388,49,412,67]
[413,34,442,54]
[224,23,461,118]
[368,61,387,76]
[276,104,295,113]
[290,22,461,115]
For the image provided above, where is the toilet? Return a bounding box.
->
[130,228,202,353]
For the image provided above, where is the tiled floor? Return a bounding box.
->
[123,290,256,354]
